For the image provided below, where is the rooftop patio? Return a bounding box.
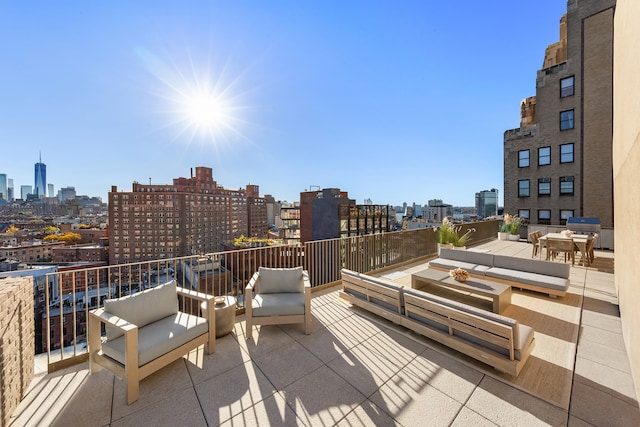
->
[8,239,640,426]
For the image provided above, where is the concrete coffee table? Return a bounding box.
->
[411,268,511,314]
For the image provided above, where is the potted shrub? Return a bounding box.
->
[436,217,475,252]
[499,215,512,241]
[509,216,523,241]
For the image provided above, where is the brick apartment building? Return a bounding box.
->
[246,184,268,238]
[51,244,108,263]
[108,166,267,263]
[504,0,615,227]
[299,188,391,243]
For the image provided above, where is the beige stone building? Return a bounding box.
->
[504,0,615,228]
[614,0,640,405]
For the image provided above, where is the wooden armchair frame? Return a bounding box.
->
[245,268,311,340]
[89,287,215,404]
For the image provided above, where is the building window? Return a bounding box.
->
[518,210,530,220]
[518,150,530,168]
[560,176,574,195]
[518,180,530,197]
[538,178,551,196]
[538,147,551,166]
[560,110,574,130]
[538,209,551,225]
[560,76,575,97]
[560,143,574,163]
[560,210,574,225]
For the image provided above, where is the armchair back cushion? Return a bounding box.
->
[258,267,304,294]
[103,281,179,340]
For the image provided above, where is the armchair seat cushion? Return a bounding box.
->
[102,312,208,366]
[252,293,306,317]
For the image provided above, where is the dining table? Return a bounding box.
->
[538,232,592,265]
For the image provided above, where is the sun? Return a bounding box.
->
[182,90,231,136]
[187,93,224,128]
[137,47,250,147]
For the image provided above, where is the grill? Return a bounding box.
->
[567,217,601,235]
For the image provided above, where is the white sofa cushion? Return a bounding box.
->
[428,258,493,275]
[485,267,570,292]
[104,281,178,340]
[492,255,570,279]
[102,311,208,366]
[252,293,306,316]
[258,267,304,294]
[438,248,494,267]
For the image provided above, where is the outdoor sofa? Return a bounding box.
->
[429,248,570,297]
[339,268,535,377]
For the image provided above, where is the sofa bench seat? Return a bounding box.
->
[429,248,571,297]
[485,267,569,293]
[102,312,209,367]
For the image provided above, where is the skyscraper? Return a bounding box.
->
[34,153,46,198]
[7,178,13,201]
[475,188,498,219]
[20,185,32,200]
[0,174,7,200]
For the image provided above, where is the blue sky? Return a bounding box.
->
[0,1,567,207]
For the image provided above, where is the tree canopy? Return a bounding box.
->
[43,232,82,245]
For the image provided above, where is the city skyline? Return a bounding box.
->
[1,1,567,206]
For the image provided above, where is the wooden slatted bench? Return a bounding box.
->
[339,268,404,325]
[338,268,535,377]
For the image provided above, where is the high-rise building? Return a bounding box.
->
[0,174,6,200]
[300,188,353,243]
[338,204,391,238]
[246,184,267,238]
[48,183,54,198]
[426,199,453,222]
[503,1,615,227]
[58,186,76,201]
[108,166,265,264]
[279,202,301,244]
[34,154,46,198]
[475,188,498,219]
[20,185,32,200]
[7,178,13,201]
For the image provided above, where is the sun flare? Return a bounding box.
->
[137,47,251,147]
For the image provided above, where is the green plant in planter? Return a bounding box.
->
[436,217,476,247]
[509,216,523,235]
[500,214,512,233]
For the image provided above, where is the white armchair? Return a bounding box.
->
[88,281,215,404]
[245,267,311,340]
